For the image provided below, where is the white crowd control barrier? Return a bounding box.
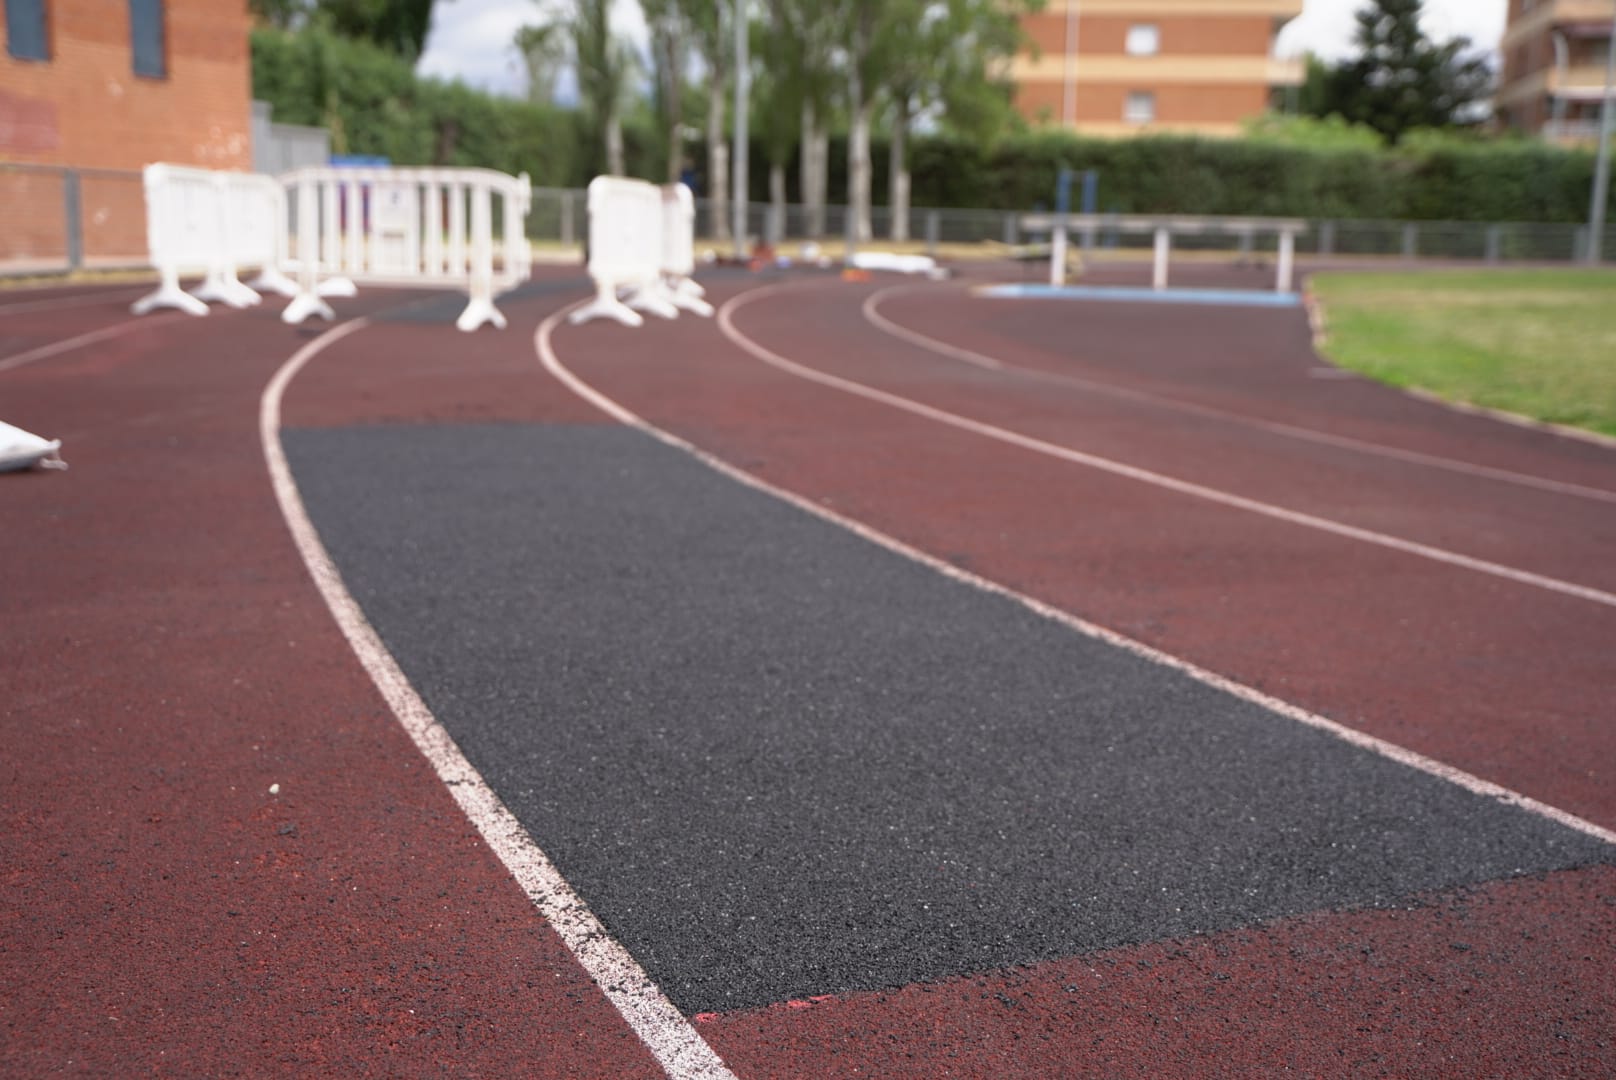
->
[279,166,533,331]
[132,165,297,316]
[571,176,670,327]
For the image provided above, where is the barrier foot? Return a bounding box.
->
[249,267,301,298]
[624,288,680,320]
[131,283,210,318]
[455,298,508,333]
[316,276,358,298]
[191,275,262,309]
[282,291,336,325]
[568,295,644,328]
[667,288,713,318]
[676,278,706,299]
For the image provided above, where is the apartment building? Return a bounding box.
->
[1012,0,1305,137]
[1495,0,1615,143]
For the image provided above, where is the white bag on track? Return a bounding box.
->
[0,420,67,472]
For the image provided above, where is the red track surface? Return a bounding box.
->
[6,267,1615,1076]
[2,286,661,1077]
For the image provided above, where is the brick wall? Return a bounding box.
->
[0,0,252,171]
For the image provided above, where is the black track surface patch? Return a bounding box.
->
[284,423,1612,1014]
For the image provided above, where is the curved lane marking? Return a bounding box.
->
[263,315,737,1080]
[0,315,177,374]
[864,284,1616,505]
[722,283,1616,610]
[539,292,1616,849]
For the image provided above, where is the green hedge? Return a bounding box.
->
[253,27,1608,223]
[252,26,600,186]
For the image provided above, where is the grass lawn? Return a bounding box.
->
[1309,269,1616,438]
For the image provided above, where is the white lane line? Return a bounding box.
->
[261,316,736,1080]
[0,287,147,316]
[539,295,1616,850]
[865,285,1616,505]
[725,284,1616,610]
[0,316,174,374]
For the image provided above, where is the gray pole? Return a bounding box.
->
[1586,3,1616,264]
[732,0,749,260]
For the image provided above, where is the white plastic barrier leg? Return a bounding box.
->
[277,166,530,330]
[282,176,336,325]
[456,184,506,332]
[571,176,668,327]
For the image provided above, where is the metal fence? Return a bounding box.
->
[0,164,148,275]
[6,164,1615,277]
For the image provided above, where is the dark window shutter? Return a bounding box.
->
[5,0,51,61]
[129,0,166,78]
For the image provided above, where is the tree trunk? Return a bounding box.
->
[769,162,786,245]
[707,78,730,242]
[889,102,910,242]
[801,100,826,238]
[606,110,625,176]
[849,85,873,244]
[664,53,683,183]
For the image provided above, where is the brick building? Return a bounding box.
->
[1494,0,1616,144]
[1012,0,1305,137]
[1,0,253,268]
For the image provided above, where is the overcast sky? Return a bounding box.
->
[416,0,1510,102]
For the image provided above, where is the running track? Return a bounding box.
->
[3,266,1613,1077]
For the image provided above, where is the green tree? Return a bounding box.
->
[750,4,804,240]
[641,0,693,183]
[249,0,311,30]
[776,0,839,236]
[514,21,568,106]
[317,0,439,59]
[879,0,1035,241]
[687,0,730,241]
[1307,0,1493,144]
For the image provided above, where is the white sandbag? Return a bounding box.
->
[0,420,67,472]
[849,251,948,279]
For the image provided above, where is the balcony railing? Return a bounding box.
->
[1543,118,1608,141]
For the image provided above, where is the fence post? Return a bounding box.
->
[63,169,84,272]
[925,210,939,260]
[1486,225,1502,265]
[1574,226,1589,263]
[1402,223,1418,260]
[1319,220,1336,257]
[1003,213,1017,247]
[560,190,576,247]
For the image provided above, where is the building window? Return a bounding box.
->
[5,0,50,61]
[130,0,166,78]
[1125,91,1156,124]
[1125,24,1160,57]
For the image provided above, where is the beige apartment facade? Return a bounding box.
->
[1013,0,1305,137]
[1495,0,1615,143]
